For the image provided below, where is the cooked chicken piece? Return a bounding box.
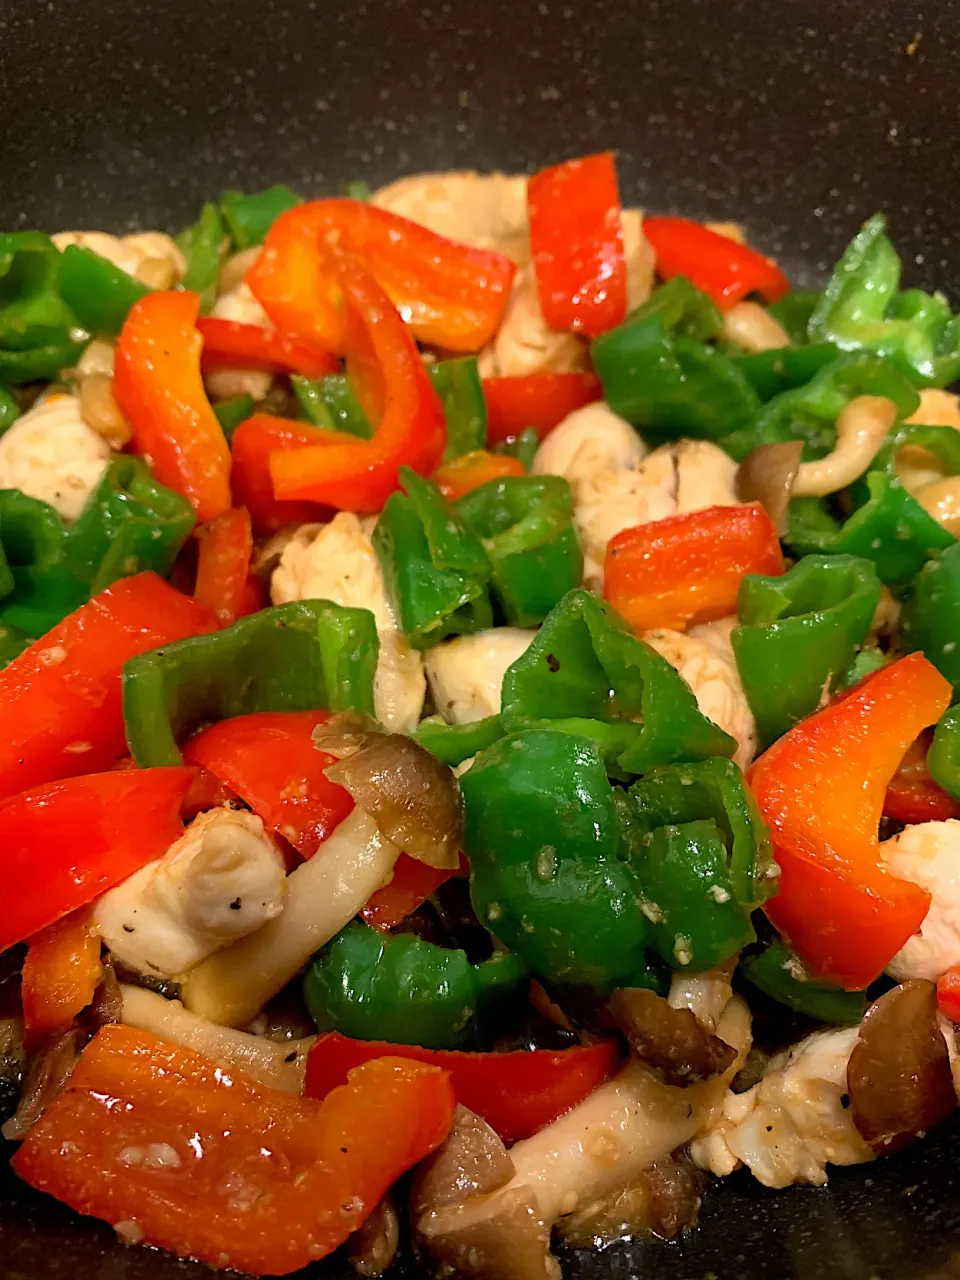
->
[478,265,587,379]
[51,230,186,283]
[0,393,111,522]
[94,808,286,981]
[372,170,529,260]
[271,513,426,734]
[533,400,647,480]
[722,301,790,353]
[668,963,735,1035]
[205,280,274,401]
[424,628,537,724]
[644,619,757,769]
[881,820,960,982]
[672,440,741,513]
[620,209,656,311]
[690,1026,874,1187]
[906,388,960,430]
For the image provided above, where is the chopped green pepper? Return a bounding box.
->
[176,203,225,314]
[739,941,867,1023]
[220,185,302,250]
[303,921,526,1051]
[456,476,582,628]
[592,276,760,443]
[929,705,960,805]
[373,467,492,649]
[0,232,87,382]
[0,489,72,631]
[0,564,88,637]
[62,455,196,594]
[732,343,838,402]
[430,357,487,461]
[0,489,66,581]
[500,589,736,773]
[212,393,255,441]
[838,645,888,691]
[57,245,151,337]
[0,620,31,668]
[344,180,372,202]
[808,214,960,388]
[412,713,504,767]
[293,372,372,437]
[493,426,539,472]
[767,290,821,345]
[732,554,882,747]
[0,387,21,434]
[122,600,379,767]
[461,729,652,990]
[901,542,960,691]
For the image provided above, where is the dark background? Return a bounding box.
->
[2,0,960,1276]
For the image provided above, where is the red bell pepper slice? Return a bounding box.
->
[433,449,526,502]
[0,768,195,952]
[269,258,446,513]
[605,502,784,632]
[183,711,354,859]
[197,317,338,379]
[21,909,102,1050]
[193,507,254,628]
[113,291,232,521]
[361,852,469,930]
[230,413,330,535]
[527,152,628,338]
[643,217,790,311]
[937,966,960,1023]
[13,1025,455,1276]
[882,730,960,824]
[0,573,214,801]
[751,653,951,989]
[247,199,515,354]
[483,372,602,445]
[305,1031,620,1145]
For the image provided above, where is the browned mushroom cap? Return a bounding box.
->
[607,987,737,1086]
[347,1195,400,1278]
[556,1153,701,1247]
[1,1026,85,1141]
[847,979,957,1154]
[736,441,804,534]
[412,1106,557,1280]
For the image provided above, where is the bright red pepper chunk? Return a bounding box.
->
[882,730,960,824]
[197,317,338,378]
[230,413,331,535]
[483,372,602,445]
[751,654,951,989]
[528,152,628,338]
[193,507,255,629]
[361,853,469,930]
[643,217,790,311]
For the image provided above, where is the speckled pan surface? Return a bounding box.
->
[1,1,959,1277]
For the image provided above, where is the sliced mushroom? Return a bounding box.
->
[1,1027,85,1141]
[847,979,956,1153]
[556,1153,701,1247]
[608,987,737,1085]
[347,1195,400,1277]
[412,1106,556,1280]
[736,441,803,535]
[0,1017,25,1126]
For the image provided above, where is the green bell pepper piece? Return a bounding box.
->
[0,387,21,434]
[838,646,888,691]
[344,180,372,202]
[0,564,87,637]
[0,342,86,385]
[929,704,960,804]
[500,588,736,773]
[0,488,66,574]
[722,351,919,462]
[57,246,151,337]
[0,232,88,382]
[412,713,505,767]
[0,620,32,668]
[767,290,821,345]
[901,542,960,690]
[303,921,526,1051]
[456,476,582,628]
[373,467,492,649]
[220,185,302,250]
[122,600,379,766]
[739,942,867,1023]
[431,357,487,461]
[62,455,196,594]
[292,374,340,431]
[732,554,882,747]
[213,393,255,441]
[493,426,539,472]
[732,343,838,402]
[591,276,761,443]
[176,203,225,314]
[462,729,652,990]
[808,214,960,388]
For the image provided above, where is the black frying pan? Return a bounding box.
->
[1,1,959,1276]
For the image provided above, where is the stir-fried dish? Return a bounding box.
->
[3,153,960,1277]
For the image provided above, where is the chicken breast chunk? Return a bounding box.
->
[424,628,537,724]
[94,807,286,981]
[270,513,426,733]
[881,819,960,982]
[51,230,185,283]
[372,170,529,261]
[0,393,111,522]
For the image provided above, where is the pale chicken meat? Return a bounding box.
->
[644,618,757,769]
[94,808,286,981]
[881,820,960,982]
[478,264,588,379]
[205,281,274,401]
[424,628,537,724]
[0,393,111,522]
[372,170,529,261]
[271,513,426,733]
[690,1027,874,1188]
[51,230,186,282]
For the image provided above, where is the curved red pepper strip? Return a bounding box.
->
[433,450,526,502]
[752,653,951,989]
[230,413,331,534]
[643,217,790,311]
[269,257,446,513]
[305,1031,620,1145]
[247,198,516,354]
[528,152,628,337]
[113,291,232,521]
[361,852,470,930]
[483,372,602,445]
[937,966,960,1023]
[193,507,254,629]
[196,317,338,378]
[21,910,103,1050]
[882,730,960,824]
